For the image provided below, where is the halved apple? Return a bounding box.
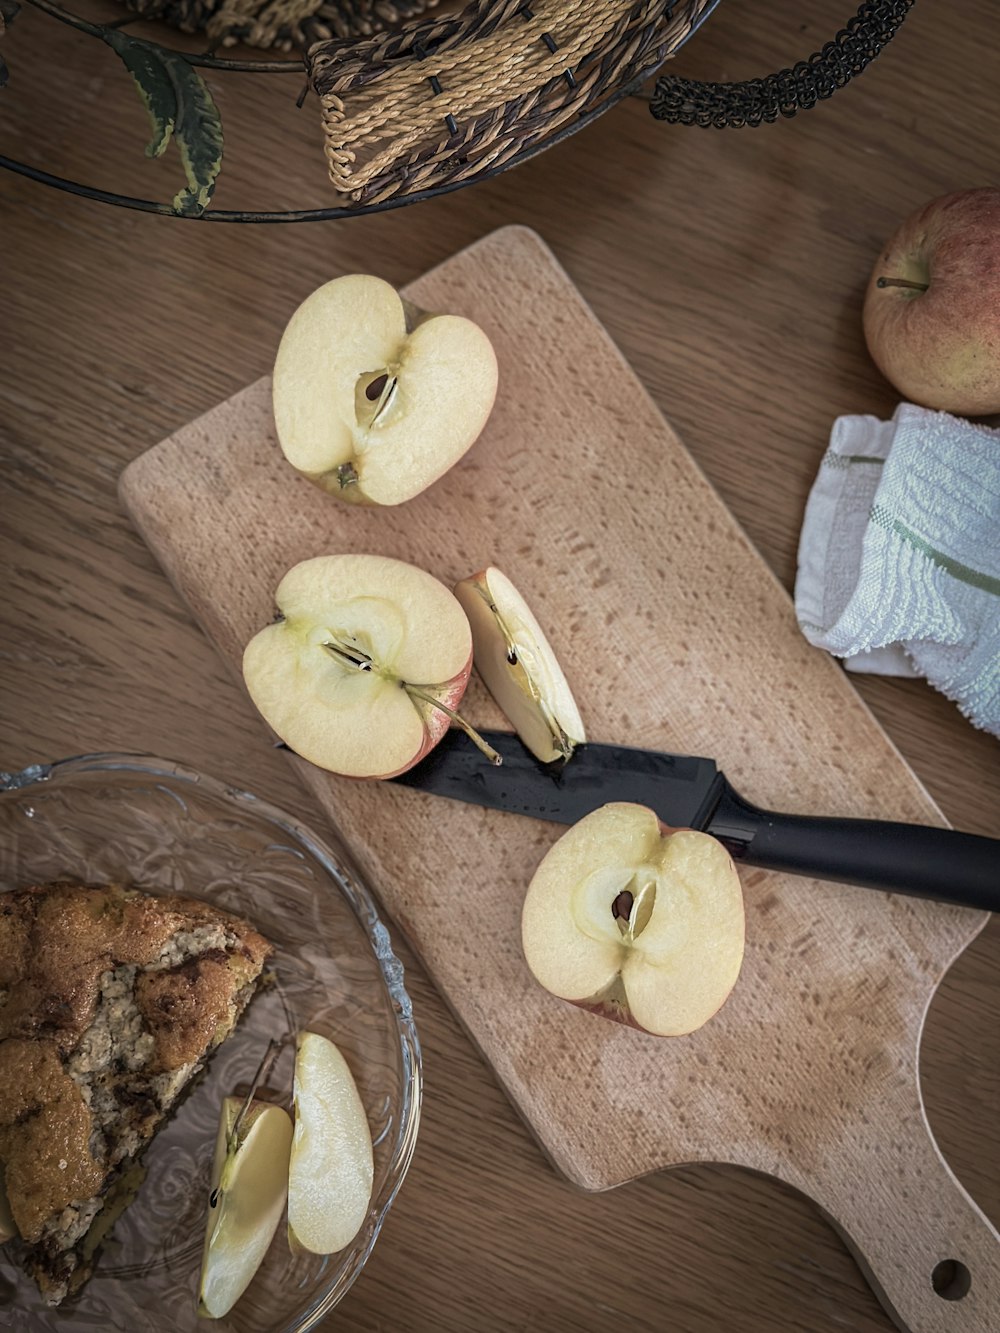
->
[243,554,500,778]
[273,274,498,506]
[198,1096,294,1319]
[521,803,745,1037]
[287,1032,374,1256]
[454,567,585,763]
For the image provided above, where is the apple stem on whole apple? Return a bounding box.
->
[876,276,929,292]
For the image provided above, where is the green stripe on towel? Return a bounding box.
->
[821,451,886,469]
[869,505,1000,596]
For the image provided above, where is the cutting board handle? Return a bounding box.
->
[802,1072,1000,1332]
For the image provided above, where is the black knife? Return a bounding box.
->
[392,730,999,912]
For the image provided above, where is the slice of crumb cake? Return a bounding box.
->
[0,880,271,1305]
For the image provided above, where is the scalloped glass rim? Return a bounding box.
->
[0,752,422,1332]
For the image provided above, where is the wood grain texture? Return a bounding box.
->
[119,226,999,1333]
[2,1,999,1330]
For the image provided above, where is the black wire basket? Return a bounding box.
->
[0,0,913,223]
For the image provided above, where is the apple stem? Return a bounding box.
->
[321,640,501,765]
[876,276,929,292]
[227,1036,284,1157]
[404,685,502,766]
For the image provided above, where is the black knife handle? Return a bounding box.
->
[708,782,1000,912]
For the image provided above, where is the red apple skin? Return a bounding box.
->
[371,654,472,781]
[862,188,1000,415]
[570,995,730,1037]
[570,994,647,1034]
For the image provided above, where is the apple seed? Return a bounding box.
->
[481,591,576,762]
[369,373,398,424]
[612,890,634,925]
[324,639,374,672]
[611,877,657,942]
[352,370,399,432]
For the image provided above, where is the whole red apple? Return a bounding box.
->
[862,187,1000,415]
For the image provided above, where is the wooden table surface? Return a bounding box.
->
[2,2,998,1330]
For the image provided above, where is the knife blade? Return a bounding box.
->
[392,730,1000,912]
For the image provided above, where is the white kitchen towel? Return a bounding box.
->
[795,402,1000,737]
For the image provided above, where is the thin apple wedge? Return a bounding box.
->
[273,274,498,506]
[521,803,745,1037]
[287,1032,374,1256]
[198,1096,294,1320]
[454,567,585,763]
[243,554,500,778]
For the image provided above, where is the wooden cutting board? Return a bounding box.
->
[120,226,998,1333]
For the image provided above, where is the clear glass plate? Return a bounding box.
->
[0,754,421,1333]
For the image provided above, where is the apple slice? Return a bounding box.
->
[287,1032,374,1256]
[198,1096,294,1319]
[243,554,500,778]
[273,274,498,506]
[521,803,745,1037]
[454,567,585,764]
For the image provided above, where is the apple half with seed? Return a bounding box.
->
[273,274,498,506]
[454,567,586,764]
[287,1032,374,1256]
[243,554,500,778]
[199,1096,294,1319]
[521,803,745,1037]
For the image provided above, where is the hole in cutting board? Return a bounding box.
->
[931,1258,971,1301]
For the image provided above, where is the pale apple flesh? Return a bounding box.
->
[242,554,481,779]
[273,274,498,506]
[521,803,745,1037]
[862,187,1000,415]
[198,1096,294,1320]
[454,567,586,764]
[287,1032,374,1257]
